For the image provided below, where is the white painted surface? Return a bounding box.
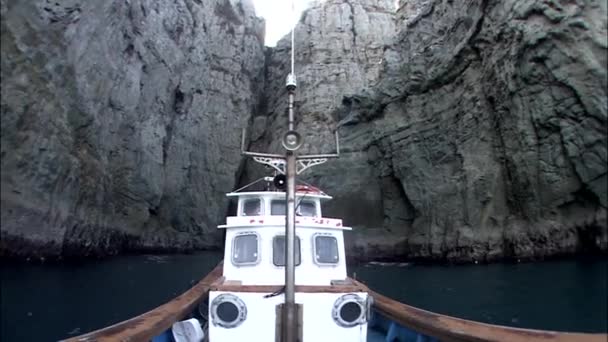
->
[220,215,349,230]
[227,191,332,200]
[222,226,348,285]
[211,190,369,341]
[171,318,205,342]
[228,192,329,220]
[208,291,369,342]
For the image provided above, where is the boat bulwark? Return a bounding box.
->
[364,284,606,342]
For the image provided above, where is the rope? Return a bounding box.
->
[264,286,285,298]
[295,192,308,215]
[232,177,267,193]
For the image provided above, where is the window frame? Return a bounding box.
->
[272,235,302,267]
[270,199,286,216]
[312,233,340,266]
[240,198,263,216]
[231,232,261,266]
[296,200,317,217]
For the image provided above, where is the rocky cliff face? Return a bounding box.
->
[1,0,265,258]
[2,0,606,262]
[253,0,607,261]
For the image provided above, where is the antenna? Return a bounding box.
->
[285,0,297,103]
[291,0,295,77]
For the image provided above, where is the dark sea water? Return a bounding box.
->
[351,257,607,333]
[1,253,606,341]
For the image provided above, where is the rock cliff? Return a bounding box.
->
[2,0,606,262]
[1,0,265,258]
[252,0,607,261]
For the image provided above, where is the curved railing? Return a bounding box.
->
[365,286,606,342]
[62,263,223,342]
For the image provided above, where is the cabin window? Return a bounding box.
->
[296,200,317,217]
[241,198,262,216]
[232,233,259,265]
[270,200,286,215]
[314,234,339,264]
[273,235,301,266]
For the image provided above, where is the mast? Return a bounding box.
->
[283,15,298,342]
[240,3,340,340]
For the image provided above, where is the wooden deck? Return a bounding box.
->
[210,277,367,293]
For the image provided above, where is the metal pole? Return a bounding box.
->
[290,0,295,79]
[288,92,295,131]
[283,3,298,337]
[283,149,297,342]
[291,14,295,79]
[282,84,297,340]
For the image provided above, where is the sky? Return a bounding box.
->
[252,0,318,46]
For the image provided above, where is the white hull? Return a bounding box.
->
[208,291,369,342]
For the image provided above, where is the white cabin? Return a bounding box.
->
[219,190,350,286]
[207,187,370,342]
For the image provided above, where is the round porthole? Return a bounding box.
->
[332,294,367,327]
[210,294,247,328]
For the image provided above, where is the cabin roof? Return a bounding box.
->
[226,191,332,200]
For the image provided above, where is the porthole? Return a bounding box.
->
[210,294,247,328]
[331,294,367,327]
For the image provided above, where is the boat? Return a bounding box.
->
[65,20,607,342]
[61,178,608,342]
